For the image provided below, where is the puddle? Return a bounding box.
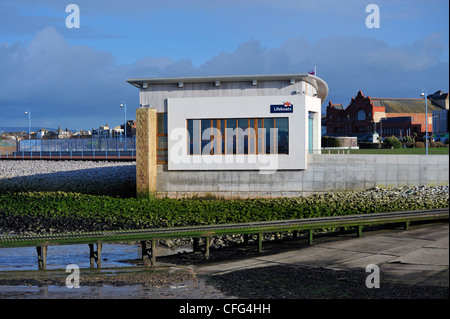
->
[0,278,234,299]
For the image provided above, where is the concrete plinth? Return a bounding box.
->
[136,107,157,198]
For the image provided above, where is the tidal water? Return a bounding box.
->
[0,243,140,271]
[0,243,232,299]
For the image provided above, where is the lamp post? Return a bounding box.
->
[420,90,428,155]
[120,101,127,150]
[24,109,31,154]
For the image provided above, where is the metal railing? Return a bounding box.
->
[0,137,136,160]
[19,137,136,152]
[1,208,448,269]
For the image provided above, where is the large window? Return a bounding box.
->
[187,117,289,155]
[357,110,366,121]
[157,113,168,163]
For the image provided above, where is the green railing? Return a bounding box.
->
[1,208,448,270]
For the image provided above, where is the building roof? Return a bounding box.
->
[126,73,329,103]
[371,98,442,113]
[330,103,344,110]
[429,90,449,100]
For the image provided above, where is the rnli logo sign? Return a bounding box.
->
[270,102,293,113]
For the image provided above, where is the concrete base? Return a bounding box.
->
[153,154,449,198]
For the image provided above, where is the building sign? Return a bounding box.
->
[270,102,293,113]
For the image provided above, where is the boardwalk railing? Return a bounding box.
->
[0,208,448,270]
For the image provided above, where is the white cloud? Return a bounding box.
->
[1,27,448,130]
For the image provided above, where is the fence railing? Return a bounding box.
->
[19,137,136,152]
[0,137,136,160]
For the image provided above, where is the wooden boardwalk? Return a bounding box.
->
[0,208,448,270]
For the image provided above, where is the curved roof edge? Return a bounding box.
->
[126,73,329,103]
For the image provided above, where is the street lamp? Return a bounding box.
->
[24,109,31,153]
[420,90,428,155]
[120,101,127,150]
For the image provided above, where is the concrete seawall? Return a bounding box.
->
[155,154,449,198]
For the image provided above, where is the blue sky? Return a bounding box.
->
[0,0,448,130]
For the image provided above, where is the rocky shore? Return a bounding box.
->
[0,160,136,197]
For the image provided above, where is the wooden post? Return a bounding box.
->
[141,241,150,265]
[141,240,156,266]
[193,238,200,253]
[257,233,263,252]
[36,246,47,270]
[89,243,102,269]
[151,239,156,266]
[356,226,363,237]
[308,229,314,245]
[405,221,410,230]
[97,243,102,269]
[89,244,95,268]
[243,234,249,245]
[205,237,210,260]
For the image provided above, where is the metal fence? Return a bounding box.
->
[18,137,136,152]
[0,137,136,160]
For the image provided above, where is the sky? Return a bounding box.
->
[0,0,448,131]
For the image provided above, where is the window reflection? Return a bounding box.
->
[187,117,289,155]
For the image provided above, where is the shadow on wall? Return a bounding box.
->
[0,166,136,198]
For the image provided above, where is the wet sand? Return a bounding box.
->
[0,266,233,299]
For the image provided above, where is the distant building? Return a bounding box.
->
[71,129,92,138]
[120,120,136,137]
[429,91,449,137]
[429,90,449,110]
[34,128,49,139]
[113,125,124,137]
[55,126,72,139]
[95,125,112,138]
[326,90,448,139]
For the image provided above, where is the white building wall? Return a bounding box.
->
[139,80,317,112]
[167,94,321,171]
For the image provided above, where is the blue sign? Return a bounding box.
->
[270,102,293,113]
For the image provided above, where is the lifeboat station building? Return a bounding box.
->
[127,73,330,198]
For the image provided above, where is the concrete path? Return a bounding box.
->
[195,222,449,287]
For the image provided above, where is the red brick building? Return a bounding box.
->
[326,90,446,139]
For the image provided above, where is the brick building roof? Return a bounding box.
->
[370,98,442,113]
